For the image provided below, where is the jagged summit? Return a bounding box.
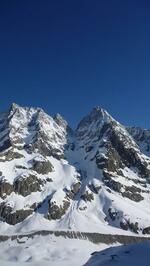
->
[90,106,112,119]
[0,103,70,158]
[9,102,44,115]
[53,113,68,129]
[76,106,114,131]
[0,103,150,236]
[9,102,19,110]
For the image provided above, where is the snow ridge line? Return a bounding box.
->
[0,230,149,244]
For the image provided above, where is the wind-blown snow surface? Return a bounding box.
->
[0,235,150,266]
[85,240,150,266]
[0,235,111,266]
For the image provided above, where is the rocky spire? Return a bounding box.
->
[76,106,113,131]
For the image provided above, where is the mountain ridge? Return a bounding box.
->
[0,103,150,236]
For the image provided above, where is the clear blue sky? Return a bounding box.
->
[0,0,150,128]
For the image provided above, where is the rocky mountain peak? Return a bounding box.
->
[0,103,150,236]
[10,103,19,110]
[9,102,20,112]
[53,113,68,129]
[90,106,111,119]
[76,107,114,132]
[0,104,71,159]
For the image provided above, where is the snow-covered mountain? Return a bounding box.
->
[0,103,150,236]
[127,126,150,156]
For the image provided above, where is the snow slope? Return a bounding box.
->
[0,235,111,266]
[85,240,150,266]
[0,104,150,266]
[0,104,150,236]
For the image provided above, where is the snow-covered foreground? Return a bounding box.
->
[85,240,150,266]
[0,234,149,266]
[0,235,113,266]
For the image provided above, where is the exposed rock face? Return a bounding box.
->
[122,190,144,202]
[127,127,150,156]
[103,173,144,202]
[32,160,54,174]
[120,219,139,234]
[0,202,33,225]
[108,208,118,221]
[128,221,139,234]
[142,226,150,235]
[0,104,150,235]
[0,149,24,162]
[47,199,70,220]
[81,190,94,202]
[14,175,44,197]
[66,182,81,199]
[103,172,122,193]
[120,221,129,231]
[71,182,81,195]
[0,180,13,199]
